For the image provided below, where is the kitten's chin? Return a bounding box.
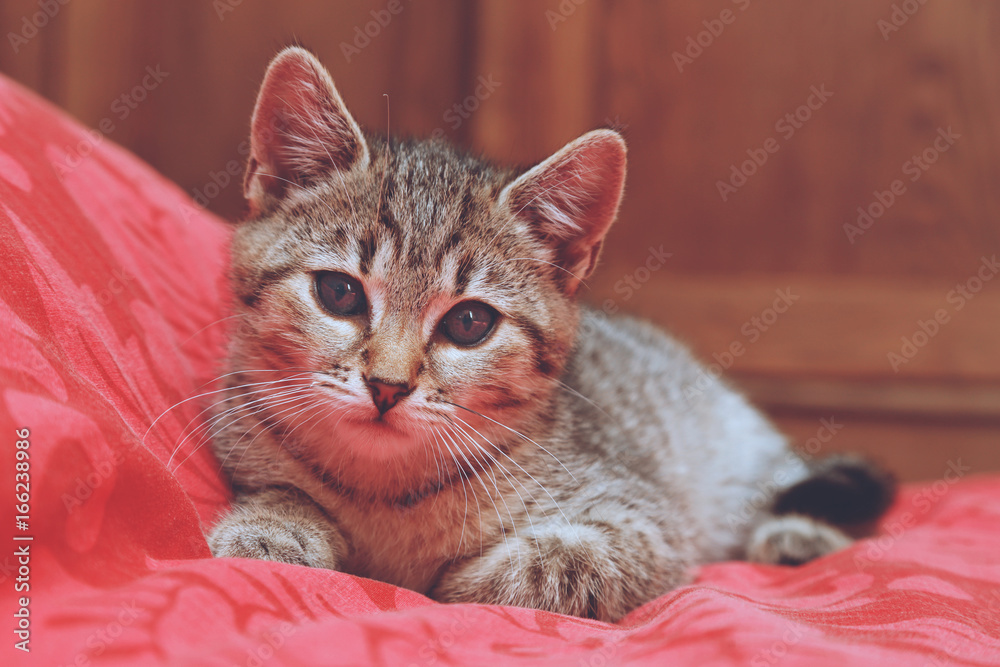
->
[315,408,429,463]
[285,396,511,494]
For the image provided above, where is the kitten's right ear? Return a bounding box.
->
[499,129,627,293]
[244,46,369,213]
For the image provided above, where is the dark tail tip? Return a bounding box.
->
[773,455,897,527]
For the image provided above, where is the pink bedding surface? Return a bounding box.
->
[1,73,999,666]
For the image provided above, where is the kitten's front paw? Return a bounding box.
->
[209,506,338,570]
[433,522,685,622]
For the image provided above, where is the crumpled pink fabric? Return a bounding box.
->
[1,73,999,666]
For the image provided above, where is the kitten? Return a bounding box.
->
[207,47,894,622]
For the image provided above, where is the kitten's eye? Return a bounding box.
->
[316,272,367,316]
[441,301,498,346]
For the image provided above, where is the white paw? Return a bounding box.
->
[747,515,851,566]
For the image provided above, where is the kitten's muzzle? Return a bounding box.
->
[365,376,413,416]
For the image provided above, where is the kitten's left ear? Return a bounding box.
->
[499,129,627,292]
[244,46,370,213]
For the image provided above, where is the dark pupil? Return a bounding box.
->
[332,281,351,306]
[446,304,493,345]
[319,273,363,315]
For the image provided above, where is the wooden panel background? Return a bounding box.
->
[2,0,998,480]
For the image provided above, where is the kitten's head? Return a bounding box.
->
[228,47,625,494]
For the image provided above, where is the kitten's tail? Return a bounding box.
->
[772,455,896,531]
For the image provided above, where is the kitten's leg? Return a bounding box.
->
[746,514,851,566]
[432,516,688,622]
[208,487,345,570]
[746,454,896,566]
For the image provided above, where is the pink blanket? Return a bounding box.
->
[1,74,999,666]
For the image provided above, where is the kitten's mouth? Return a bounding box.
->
[346,412,409,435]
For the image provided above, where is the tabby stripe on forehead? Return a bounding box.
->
[434,230,464,270]
[454,252,476,295]
[357,229,378,275]
[457,188,474,227]
[322,226,349,251]
[376,173,396,231]
[433,188,475,268]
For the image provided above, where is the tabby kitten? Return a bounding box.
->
[207,47,893,622]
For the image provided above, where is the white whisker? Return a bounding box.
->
[439,425,514,570]
[178,313,246,348]
[176,385,316,473]
[147,370,312,450]
[211,387,320,472]
[447,422,542,567]
[451,415,572,531]
[165,377,314,466]
[444,401,577,482]
[227,394,326,476]
[429,425,470,557]
[496,256,586,285]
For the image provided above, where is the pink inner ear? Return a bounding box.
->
[507,131,627,280]
[246,49,365,204]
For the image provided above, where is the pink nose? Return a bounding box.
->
[365,377,412,415]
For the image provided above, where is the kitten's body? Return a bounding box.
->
[207,48,893,621]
